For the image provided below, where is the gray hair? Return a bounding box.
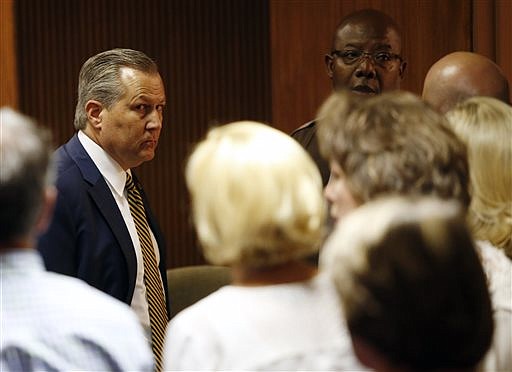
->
[0,107,53,243]
[74,48,159,130]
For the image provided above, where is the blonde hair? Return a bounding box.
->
[446,97,512,258]
[186,121,326,267]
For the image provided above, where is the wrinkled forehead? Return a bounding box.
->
[334,21,402,52]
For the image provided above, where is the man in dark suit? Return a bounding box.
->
[37,48,169,370]
[291,9,407,186]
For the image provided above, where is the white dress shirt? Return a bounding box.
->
[78,130,164,331]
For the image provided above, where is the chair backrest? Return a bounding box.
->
[166,265,232,319]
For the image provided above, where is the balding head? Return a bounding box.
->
[332,9,402,49]
[422,51,510,113]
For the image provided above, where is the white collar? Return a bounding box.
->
[77,130,129,197]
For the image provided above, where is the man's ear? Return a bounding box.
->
[325,54,335,79]
[399,60,407,79]
[85,100,104,128]
[35,186,57,235]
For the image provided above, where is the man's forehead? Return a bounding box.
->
[334,21,401,50]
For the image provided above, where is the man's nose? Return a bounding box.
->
[354,57,377,79]
[147,108,163,129]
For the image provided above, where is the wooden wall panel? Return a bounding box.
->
[16,0,271,268]
[270,0,471,134]
[12,0,511,270]
[473,0,512,102]
[495,0,512,102]
[0,0,18,108]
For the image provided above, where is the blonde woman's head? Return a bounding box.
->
[186,121,326,268]
[446,97,512,257]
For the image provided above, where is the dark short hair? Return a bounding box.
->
[321,196,494,370]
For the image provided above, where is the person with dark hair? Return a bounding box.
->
[292,9,406,186]
[321,196,493,371]
[36,48,168,370]
[1,107,153,371]
[422,51,510,113]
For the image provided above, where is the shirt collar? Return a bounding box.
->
[0,249,45,273]
[78,131,128,197]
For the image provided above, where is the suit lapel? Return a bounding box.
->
[64,134,137,301]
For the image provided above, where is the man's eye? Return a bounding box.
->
[374,52,392,62]
[135,104,148,114]
[342,51,361,60]
[156,105,164,113]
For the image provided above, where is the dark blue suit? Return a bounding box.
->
[37,134,169,316]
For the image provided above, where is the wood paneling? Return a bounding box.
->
[472,0,512,102]
[16,0,271,268]
[270,0,471,134]
[495,0,512,102]
[0,0,18,108]
[473,0,496,59]
[10,0,512,269]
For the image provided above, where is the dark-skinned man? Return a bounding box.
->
[291,9,407,186]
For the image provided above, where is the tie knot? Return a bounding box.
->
[125,173,136,191]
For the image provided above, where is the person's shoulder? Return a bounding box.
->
[44,271,136,319]
[290,120,318,149]
[290,120,317,137]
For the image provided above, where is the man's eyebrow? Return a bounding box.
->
[372,43,393,50]
[343,43,363,48]
[342,42,393,50]
[131,94,166,103]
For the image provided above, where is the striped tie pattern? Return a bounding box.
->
[125,173,168,372]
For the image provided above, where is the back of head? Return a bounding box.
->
[186,121,325,268]
[321,196,493,371]
[422,51,510,113]
[317,90,470,207]
[74,48,159,130]
[0,108,52,245]
[446,96,512,257]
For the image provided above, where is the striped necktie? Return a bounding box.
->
[125,173,168,371]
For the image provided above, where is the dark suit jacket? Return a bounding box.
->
[290,120,330,187]
[37,133,169,317]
